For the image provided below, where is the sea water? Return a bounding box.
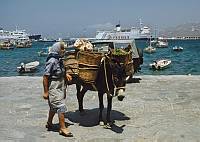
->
[0,40,200,77]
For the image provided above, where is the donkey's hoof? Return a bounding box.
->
[103,123,112,129]
[99,121,104,126]
[103,121,113,129]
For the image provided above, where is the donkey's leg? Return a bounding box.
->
[98,92,104,126]
[76,84,87,113]
[105,93,113,128]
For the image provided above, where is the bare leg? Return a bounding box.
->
[47,110,55,125]
[59,113,73,137]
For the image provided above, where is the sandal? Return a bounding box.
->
[45,122,53,130]
[59,130,73,137]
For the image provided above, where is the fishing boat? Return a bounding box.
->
[149,59,171,70]
[173,46,183,51]
[17,61,40,73]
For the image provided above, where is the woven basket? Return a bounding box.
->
[64,58,79,75]
[79,66,99,82]
[77,51,103,66]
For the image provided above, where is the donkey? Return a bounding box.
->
[69,55,127,127]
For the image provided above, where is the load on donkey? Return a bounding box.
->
[91,39,143,81]
[64,39,133,127]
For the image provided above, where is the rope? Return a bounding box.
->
[102,55,126,97]
[101,56,110,94]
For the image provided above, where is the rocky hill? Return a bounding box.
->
[159,23,200,37]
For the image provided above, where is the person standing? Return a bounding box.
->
[43,41,73,137]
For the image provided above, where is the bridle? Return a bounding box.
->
[101,55,125,97]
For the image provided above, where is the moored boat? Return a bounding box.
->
[156,39,168,48]
[173,46,183,51]
[95,19,151,40]
[17,61,40,73]
[0,40,14,50]
[144,46,156,53]
[15,39,32,48]
[149,59,171,70]
[144,36,156,53]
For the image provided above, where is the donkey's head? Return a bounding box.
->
[109,58,127,101]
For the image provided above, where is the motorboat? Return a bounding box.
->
[144,46,156,53]
[149,59,171,70]
[17,61,40,73]
[156,40,168,48]
[173,46,183,51]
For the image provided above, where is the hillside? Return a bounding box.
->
[159,23,200,37]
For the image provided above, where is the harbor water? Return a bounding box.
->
[0,40,200,77]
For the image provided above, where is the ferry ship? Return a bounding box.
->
[95,20,151,40]
[0,28,29,40]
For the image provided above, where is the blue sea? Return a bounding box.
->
[0,40,200,77]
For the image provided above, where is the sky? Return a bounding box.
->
[1,0,200,38]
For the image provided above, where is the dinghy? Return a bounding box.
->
[17,61,40,73]
[149,59,171,70]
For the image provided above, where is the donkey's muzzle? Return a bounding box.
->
[116,89,125,101]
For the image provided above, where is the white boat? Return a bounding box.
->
[144,35,156,53]
[0,27,29,41]
[95,19,151,40]
[17,61,39,73]
[0,40,14,50]
[156,40,168,48]
[15,39,32,48]
[144,46,156,53]
[173,46,183,51]
[149,59,171,70]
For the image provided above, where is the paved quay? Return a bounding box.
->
[0,75,200,142]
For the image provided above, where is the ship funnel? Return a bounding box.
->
[116,24,121,32]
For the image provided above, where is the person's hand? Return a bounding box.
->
[43,92,49,100]
[66,74,72,81]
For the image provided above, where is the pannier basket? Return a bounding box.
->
[79,65,99,82]
[64,57,79,75]
[76,51,104,66]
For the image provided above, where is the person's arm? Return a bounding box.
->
[66,73,72,82]
[43,75,49,100]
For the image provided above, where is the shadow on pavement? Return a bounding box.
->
[65,108,130,133]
